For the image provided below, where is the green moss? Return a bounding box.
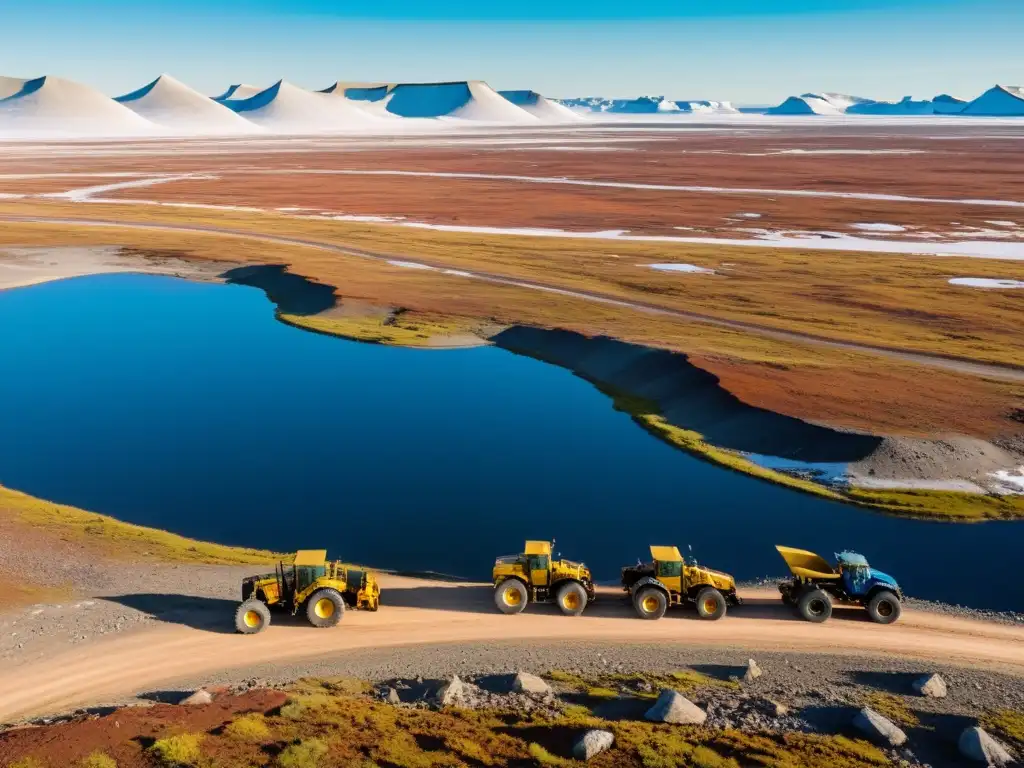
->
[8,759,45,768]
[280,311,489,349]
[982,709,1024,745]
[585,686,619,699]
[149,733,204,767]
[863,693,920,728]
[1,485,283,565]
[527,743,571,766]
[278,738,329,768]
[280,693,333,720]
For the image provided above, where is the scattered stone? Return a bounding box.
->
[513,672,552,696]
[743,659,763,683]
[912,673,947,698]
[853,707,907,747]
[645,690,707,725]
[959,727,1013,766]
[573,729,614,761]
[435,675,468,707]
[178,689,213,706]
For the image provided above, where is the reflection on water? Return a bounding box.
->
[1,273,1022,611]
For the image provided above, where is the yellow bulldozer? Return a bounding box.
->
[621,545,740,620]
[235,550,380,634]
[492,540,595,616]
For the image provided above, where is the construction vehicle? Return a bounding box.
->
[621,545,739,620]
[492,540,595,616]
[234,549,380,634]
[776,546,902,624]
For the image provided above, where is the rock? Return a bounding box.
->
[645,690,707,725]
[436,675,467,707]
[573,730,614,761]
[912,673,947,698]
[764,698,789,717]
[853,708,907,747]
[959,727,1013,766]
[743,659,763,683]
[178,689,213,706]
[385,687,401,705]
[513,672,552,696]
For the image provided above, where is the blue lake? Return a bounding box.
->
[1,273,1022,611]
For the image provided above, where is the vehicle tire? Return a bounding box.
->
[866,590,902,625]
[235,599,271,635]
[633,586,668,620]
[494,579,528,614]
[695,587,728,620]
[797,588,832,623]
[556,581,588,616]
[306,588,345,628]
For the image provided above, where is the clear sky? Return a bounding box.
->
[2,0,1020,104]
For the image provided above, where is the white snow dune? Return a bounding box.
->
[219,80,381,133]
[212,84,264,101]
[0,75,157,137]
[115,74,262,136]
[450,82,538,123]
[498,89,585,123]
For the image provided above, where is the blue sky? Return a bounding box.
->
[2,0,1020,103]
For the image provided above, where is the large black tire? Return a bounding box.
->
[235,599,271,635]
[556,581,588,616]
[494,579,528,614]
[695,587,728,621]
[306,588,345,628]
[633,586,668,620]
[797,588,833,623]
[866,590,902,625]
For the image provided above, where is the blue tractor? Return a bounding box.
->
[776,546,903,624]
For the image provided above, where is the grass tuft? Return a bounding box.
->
[527,743,571,766]
[277,738,329,768]
[223,712,272,741]
[864,693,920,728]
[982,709,1024,745]
[148,733,203,767]
[80,753,118,768]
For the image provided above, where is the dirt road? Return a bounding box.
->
[3,215,1023,383]
[2,576,1022,723]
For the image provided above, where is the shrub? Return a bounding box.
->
[80,753,118,768]
[223,712,272,741]
[149,733,203,767]
[277,739,329,768]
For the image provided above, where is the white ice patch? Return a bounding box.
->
[386,260,435,270]
[851,223,907,233]
[645,263,715,274]
[735,213,762,219]
[42,173,215,202]
[985,220,1019,228]
[948,277,1024,288]
[990,466,1024,494]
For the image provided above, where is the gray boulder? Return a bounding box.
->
[436,675,468,707]
[743,659,763,683]
[912,673,947,698]
[385,687,401,705]
[573,730,614,761]
[645,690,707,725]
[959,727,1013,766]
[179,689,213,706]
[513,672,552,695]
[853,708,907,747]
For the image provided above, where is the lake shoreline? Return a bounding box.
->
[1,253,1022,523]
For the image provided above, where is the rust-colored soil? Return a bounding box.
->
[0,690,286,767]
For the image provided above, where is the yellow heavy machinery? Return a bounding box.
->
[492,540,595,616]
[621,545,740,620]
[234,549,380,634]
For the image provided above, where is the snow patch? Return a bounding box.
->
[645,263,715,274]
[948,277,1024,288]
[990,466,1024,494]
[851,223,908,233]
[386,260,435,270]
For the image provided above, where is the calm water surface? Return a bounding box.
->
[1,274,1021,611]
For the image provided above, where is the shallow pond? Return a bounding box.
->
[1,274,1022,611]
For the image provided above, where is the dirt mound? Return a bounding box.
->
[850,437,1024,490]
